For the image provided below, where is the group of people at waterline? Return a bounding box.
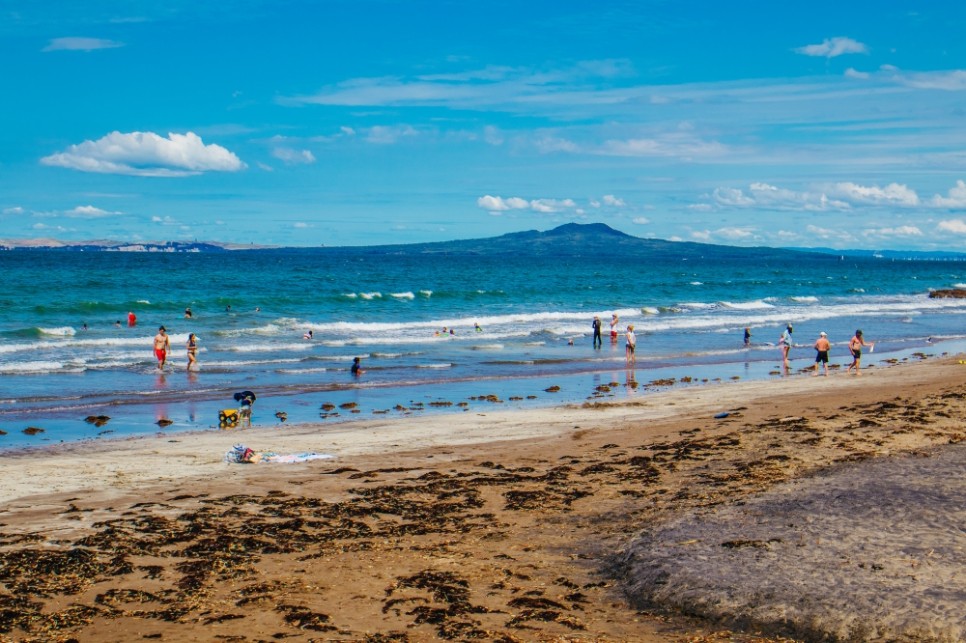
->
[135,308,871,376]
[775,324,874,376]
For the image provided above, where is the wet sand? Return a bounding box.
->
[1,356,964,642]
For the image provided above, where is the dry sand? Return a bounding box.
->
[1,357,964,642]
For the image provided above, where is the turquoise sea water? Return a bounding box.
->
[2,249,966,449]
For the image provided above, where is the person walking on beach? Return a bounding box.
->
[610,313,619,343]
[153,326,171,370]
[846,329,874,376]
[186,333,198,371]
[778,324,793,370]
[625,324,636,364]
[813,331,830,376]
[592,315,602,348]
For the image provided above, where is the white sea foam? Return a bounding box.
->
[360,292,382,300]
[38,326,76,336]
[391,292,415,300]
[791,296,819,303]
[720,300,774,310]
[416,363,453,369]
[419,290,433,297]
[0,360,81,374]
[226,343,313,353]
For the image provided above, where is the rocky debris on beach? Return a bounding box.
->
[84,415,111,427]
[155,418,173,427]
[22,427,44,435]
[928,288,966,298]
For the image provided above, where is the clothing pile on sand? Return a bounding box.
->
[224,443,333,464]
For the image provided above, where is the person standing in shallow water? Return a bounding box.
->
[592,316,602,348]
[625,324,636,364]
[186,333,198,371]
[813,331,830,376]
[153,326,171,370]
[610,313,619,343]
[778,324,793,370]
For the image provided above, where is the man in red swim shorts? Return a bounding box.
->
[153,326,171,370]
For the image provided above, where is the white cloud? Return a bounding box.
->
[937,219,966,234]
[531,198,575,213]
[864,225,923,237]
[2,206,25,215]
[716,227,755,240]
[806,224,841,239]
[535,136,579,153]
[602,194,625,207]
[272,147,316,165]
[43,37,124,52]
[65,205,120,218]
[794,37,867,59]
[844,67,869,80]
[41,131,246,177]
[365,125,418,144]
[897,70,966,91]
[151,216,177,225]
[709,181,923,212]
[931,180,966,207]
[713,187,755,207]
[631,217,650,225]
[476,195,575,213]
[600,134,727,159]
[483,125,504,146]
[293,222,310,228]
[826,181,920,206]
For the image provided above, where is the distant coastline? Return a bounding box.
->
[3,222,966,260]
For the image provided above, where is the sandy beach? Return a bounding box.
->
[1,356,964,642]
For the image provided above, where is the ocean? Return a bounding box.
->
[2,248,966,450]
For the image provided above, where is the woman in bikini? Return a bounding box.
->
[186,333,198,371]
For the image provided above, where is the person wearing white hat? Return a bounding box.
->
[813,331,831,376]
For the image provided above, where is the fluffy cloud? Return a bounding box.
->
[602,195,625,207]
[937,219,966,234]
[825,182,919,206]
[632,217,650,225]
[794,37,867,58]
[477,195,575,214]
[710,181,922,211]
[43,37,124,52]
[365,125,418,144]
[864,226,923,237]
[41,131,246,177]
[65,205,121,218]
[931,180,966,207]
[272,147,316,165]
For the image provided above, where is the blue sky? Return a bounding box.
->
[3,1,966,249]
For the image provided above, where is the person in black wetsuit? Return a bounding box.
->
[592,316,602,348]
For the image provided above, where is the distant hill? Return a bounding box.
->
[5,223,965,261]
[313,222,836,261]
